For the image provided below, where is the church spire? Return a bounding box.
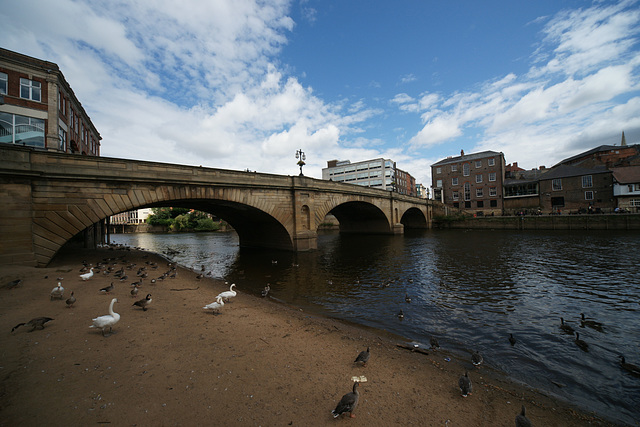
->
[621,131,627,146]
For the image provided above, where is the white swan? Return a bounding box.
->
[50,282,64,300]
[90,298,120,336]
[216,283,237,302]
[80,267,94,281]
[203,296,225,313]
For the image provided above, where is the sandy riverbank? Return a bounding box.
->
[0,245,616,426]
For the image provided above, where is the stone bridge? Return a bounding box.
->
[0,145,440,267]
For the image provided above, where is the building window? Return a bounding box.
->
[465,201,471,208]
[477,201,484,208]
[489,187,497,196]
[585,191,594,200]
[630,199,640,207]
[20,78,41,102]
[489,172,496,182]
[552,179,562,191]
[476,174,483,183]
[436,167,442,174]
[436,179,443,188]
[464,182,470,200]
[452,191,459,200]
[0,112,45,147]
[452,177,458,186]
[476,188,483,197]
[59,127,67,151]
[0,72,7,94]
[59,92,66,115]
[451,165,457,172]
[488,158,495,166]
[453,202,460,208]
[582,175,593,188]
[490,200,498,207]
[463,163,470,176]
[475,160,482,168]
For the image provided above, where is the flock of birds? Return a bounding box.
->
[7,256,186,337]
[8,255,246,337]
[7,252,640,425]
[398,288,640,381]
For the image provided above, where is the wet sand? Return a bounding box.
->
[0,246,616,426]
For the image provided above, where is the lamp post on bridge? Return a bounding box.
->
[295,149,306,176]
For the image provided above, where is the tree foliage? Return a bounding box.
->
[146,208,223,232]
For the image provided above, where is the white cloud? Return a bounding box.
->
[409,115,463,147]
[1,0,639,189]
[400,74,418,84]
[0,0,385,178]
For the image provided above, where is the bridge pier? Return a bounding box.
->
[391,223,404,235]
[292,230,318,251]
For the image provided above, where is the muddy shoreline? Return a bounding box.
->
[0,245,618,426]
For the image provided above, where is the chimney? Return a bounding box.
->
[460,149,464,156]
[513,162,518,168]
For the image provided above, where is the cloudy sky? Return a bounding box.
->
[2,0,639,186]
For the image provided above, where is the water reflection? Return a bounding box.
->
[112,229,640,425]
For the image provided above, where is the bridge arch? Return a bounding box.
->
[326,201,391,234]
[144,198,293,251]
[400,207,428,229]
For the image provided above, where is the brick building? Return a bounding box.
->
[395,167,416,196]
[538,164,613,213]
[0,48,101,155]
[431,150,506,215]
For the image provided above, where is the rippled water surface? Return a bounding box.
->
[111,229,640,425]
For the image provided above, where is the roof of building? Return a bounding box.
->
[432,150,502,166]
[611,166,640,184]
[557,144,640,166]
[539,164,610,180]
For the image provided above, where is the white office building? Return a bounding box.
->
[110,208,153,225]
[322,158,396,191]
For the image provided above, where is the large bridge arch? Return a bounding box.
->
[151,198,293,251]
[325,201,391,234]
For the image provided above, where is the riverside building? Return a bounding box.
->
[0,48,101,155]
[431,150,506,215]
[322,158,417,196]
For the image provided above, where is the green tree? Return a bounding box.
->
[195,218,220,231]
[172,214,190,231]
[146,208,224,232]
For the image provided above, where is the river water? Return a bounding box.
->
[110,229,640,425]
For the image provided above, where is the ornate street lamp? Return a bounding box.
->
[295,149,306,176]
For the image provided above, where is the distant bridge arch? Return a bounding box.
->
[0,146,439,267]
